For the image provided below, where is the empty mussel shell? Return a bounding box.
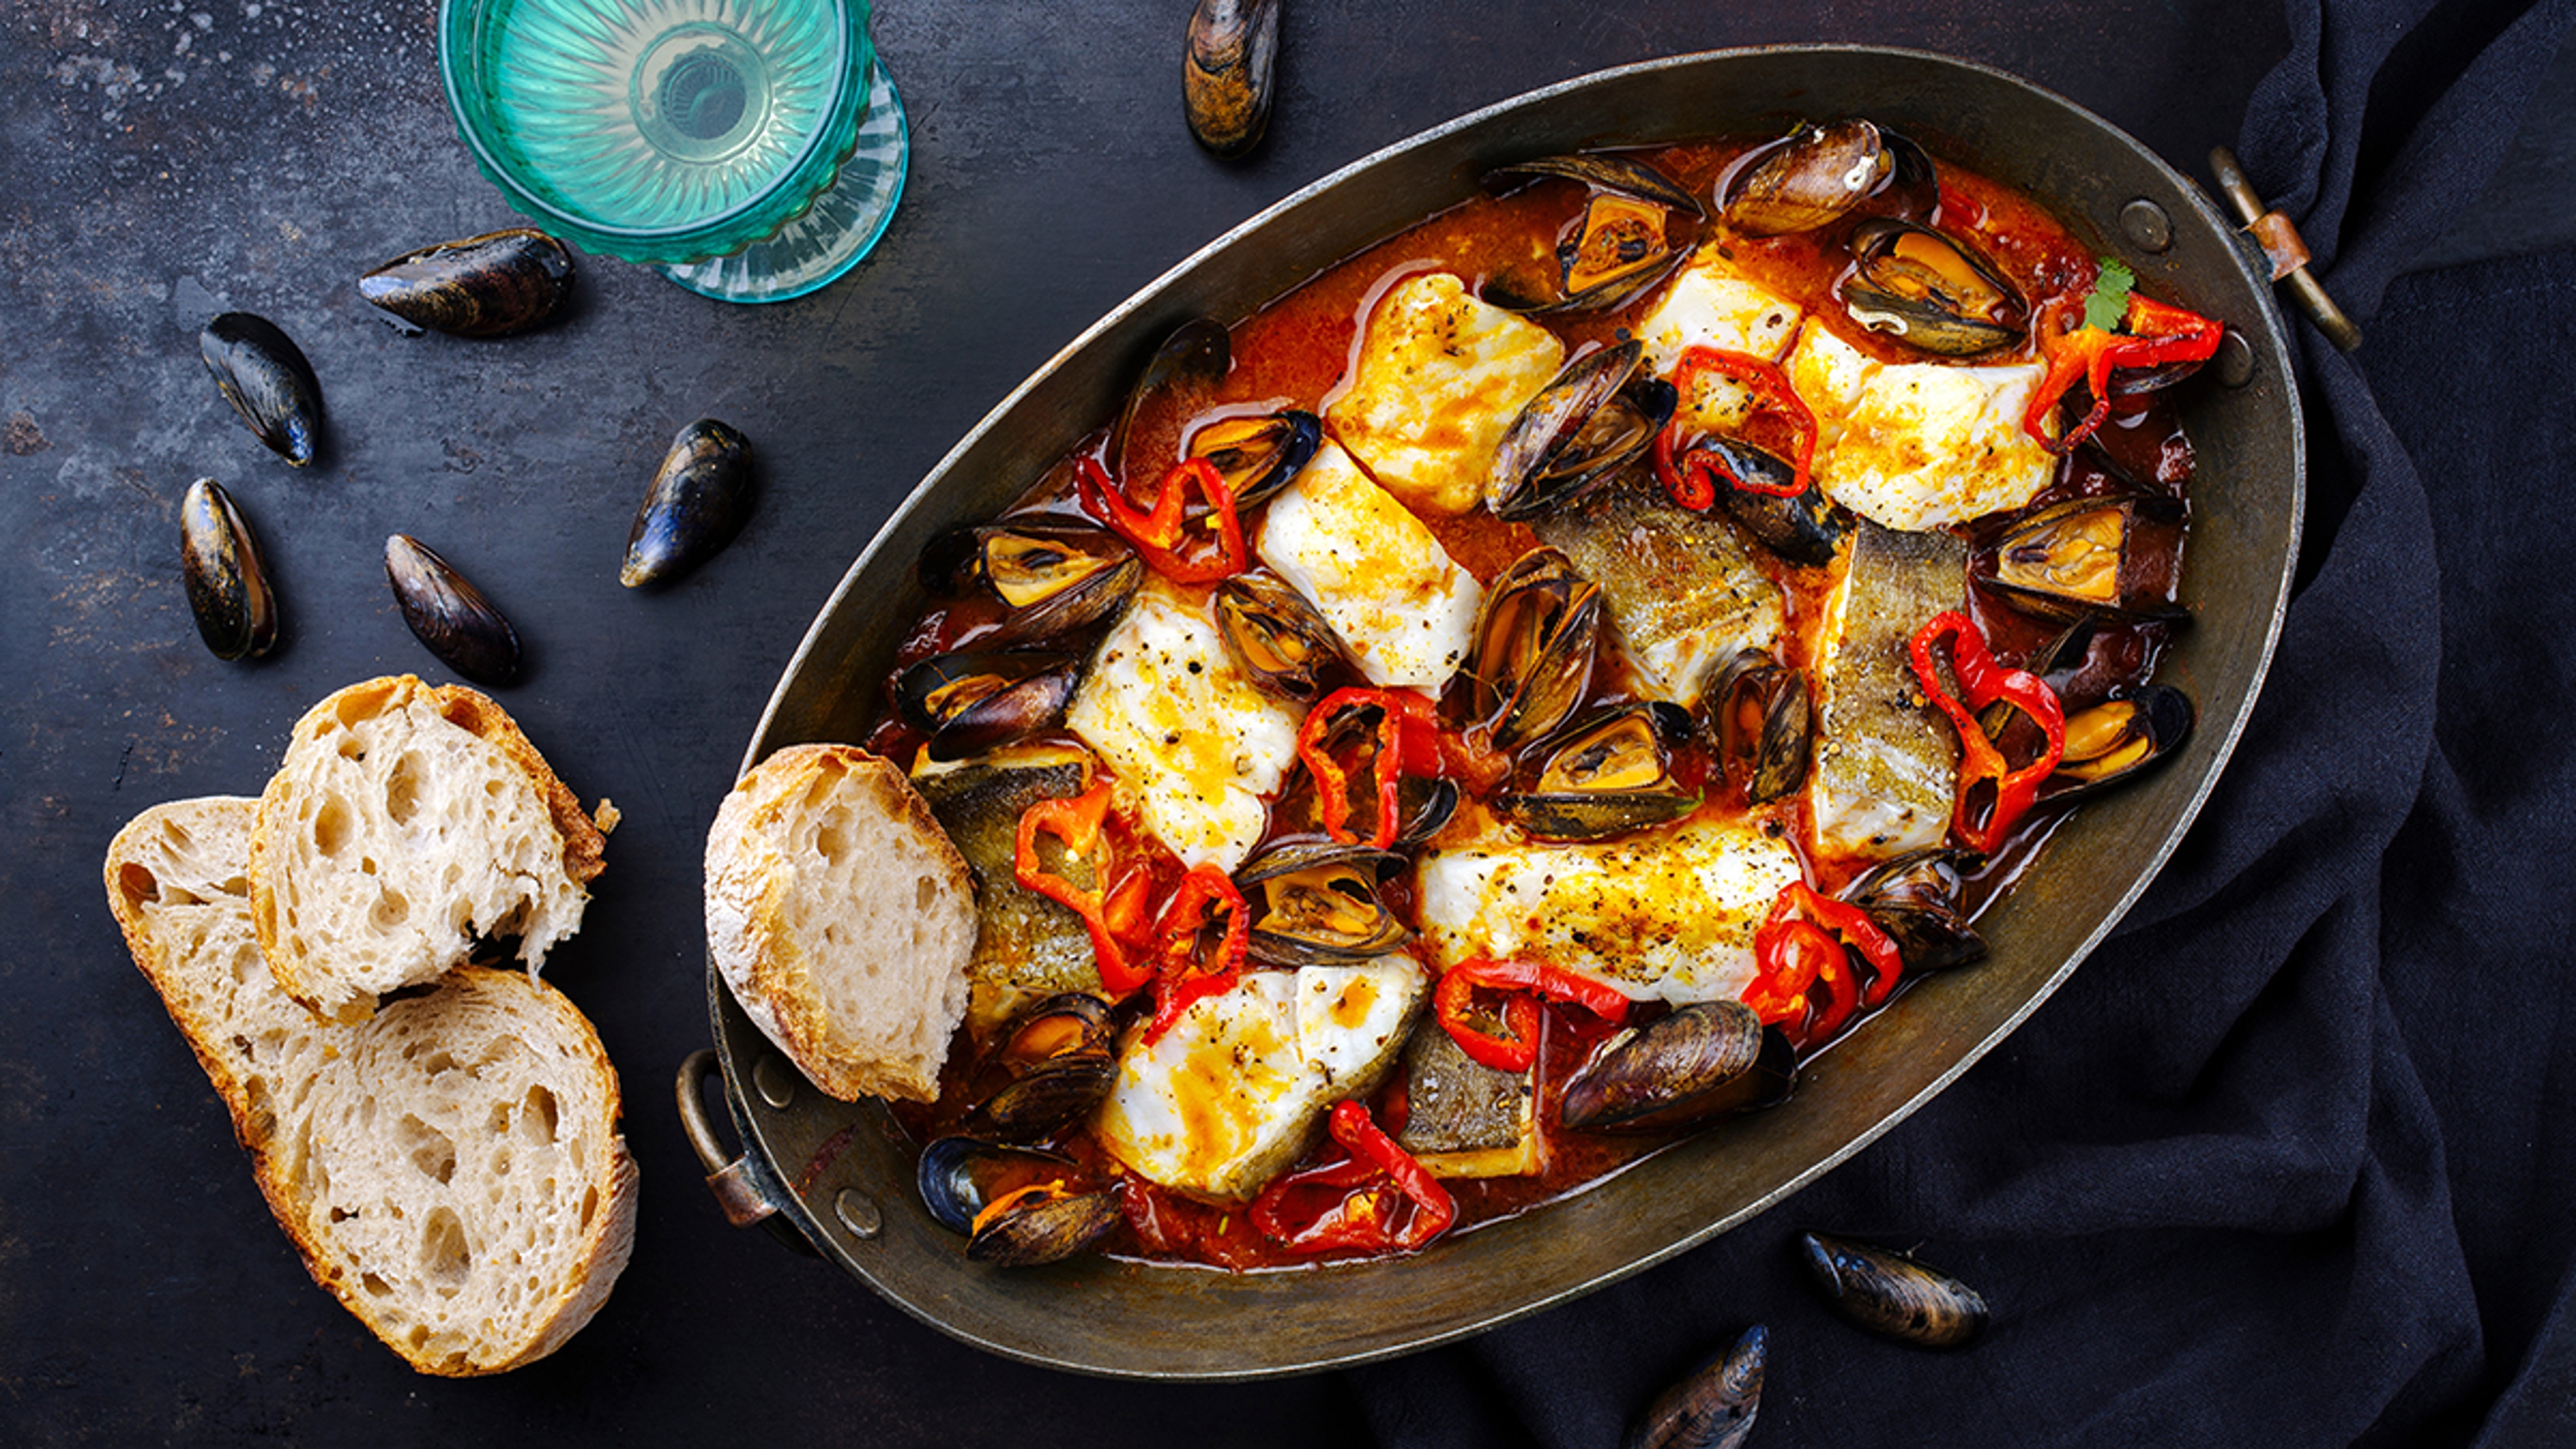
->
[1234,841,1412,966]
[2044,685,2194,800]
[922,521,1142,645]
[622,418,756,588]
[1212,571,1361,707]
[1485,341,1670,519]
[1840,218,2029,357]
[384,533,519,686]
[1974,495,2188,623]
[1499,702,1701,841]
[178,478,278,661]
[1796,1231,1989,1349]
[1625,1324,1766,1449]
[1463,547,1603,755]
[1183,0,1280,159]
[200,312,321,466]
[916,1136,1120,1268]
[1706,650,1811,806]
[1838,848,1986,974]
[358,227,576,337]
[1487,152,1705,215]
[1187,408,1320,509]
[1561,1002,1791,1133]
[896,651,1082,762]
[1719,119,1933,235]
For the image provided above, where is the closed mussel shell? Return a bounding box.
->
[200,312,321,466]
[623,419,756,588]
[385,533,520,686]
[358,227,576,337]
[178,478,278,661]
[1797,1230,1989,1348]
[1625,1324,1766,1449]
[1183,0,1281,159]
[1560,1000,1776,1133]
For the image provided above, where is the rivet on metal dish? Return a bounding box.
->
[753,1052,798,1109]
[2215,331,2256,388]
[2208,146,2362,353]
[2118,199,2171,254]
[835,1188,883,1240]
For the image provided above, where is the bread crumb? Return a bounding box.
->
[593,800,621,835]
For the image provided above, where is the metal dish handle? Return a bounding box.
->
[676,1049,820,1256]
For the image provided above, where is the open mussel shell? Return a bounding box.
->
[1975,495,2188,624]
[179,478,278,662]
[1838,848,1985,974]
[1706,651,1811,806]
[622,418,756,588]
[358,227,575,338]
[1499,702,1700,841]
[1625,1324,1766,1449]
[1561,1002,1793,1133]
[965,994,1118,1141]
[1718,119,1933,236]
[1110,316,1230,478]
[1183,0,1280,159]
[1839,218,2029,357]
[1212,572,1362,708]
[1796,1231,1989,1349]
[916,1137,1121,1268]
[200,312,321,466]
[1187,408,1320,509]
[1464,547,1603,754]
[1235,841,1412,966]
[897,651,1082,762]
[1481,153,1700,315]
[1672,438,1844,568]
[2043,685,2194,801]
[1487,152,1705,215]
[1485,341,1670,520]
[384,534,519,687]
[922,521,1142,646]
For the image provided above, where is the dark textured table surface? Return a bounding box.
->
[5,2,2556,1444]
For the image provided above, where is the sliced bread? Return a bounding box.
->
[107,796,638,1376]
[703,743,979,1102]
[248,676,608,1018]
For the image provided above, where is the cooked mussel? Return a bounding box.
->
[1499,702,1700,841]
[622,418,756,588]
[1462,547,1602,754]
[896,651,1082,761]
[1485,341,1672,519]
[1560,1002,1794,1133]
[916,1136,1121,1268]
[1187,408,1320,509]
[179,478,278,662]
[1235,841,1412,966]
[1974,496,2188,623]
[1705,651,1810,805]
[965,993,1118,1141]
[1666,437,1844,568]
[384,535,519,686]
[1212,571,1361,706]
[200,312,321,466]
[922,521,1141,645]
[1482,154,1701,314]
[1110,316,1229,480]
[1183,0,1280,159]
[2043,685,2194,800]
[1840,219,2029,357]
[1719,119,1933,236]
[1796,1231,1989,1349]
[1625,1324,1766,1449]
[1838,848,1985,974]
[358,227,575,337]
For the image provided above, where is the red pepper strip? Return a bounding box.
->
[1328,1100,1454,1250]
[1076,455,1247,584]
[1012,782,1146,996]
[1247,1150,1391,1254]
[1907,611,2068,855]
[1434,957,1632,1072]
[2021,292,2224,455]
[1650,345,1818,508]
[1748,881,1907,1046]
[1140,865,1249,1044]
[1295,687,1442,849]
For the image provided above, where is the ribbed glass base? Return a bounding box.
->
[658,58,908,303]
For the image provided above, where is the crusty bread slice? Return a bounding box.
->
[704,743,979,1102]
[249,676,608,1017]
[107,796,637,1377]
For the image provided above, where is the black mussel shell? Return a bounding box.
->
[1481,154,1699,315]
[966,994,1118,1140]
[1213,572,1360,707]
[1235,842,1412,967]
[922,521,1141,645]
[969,1187,1123,1268]
[1841,218,2029,358]
[621,418,756,588]
[358,227,575,338]
[1561,1002,1789,1133]
[2044,685,2194,801]
[916,1136,1118,1267]
[1625,1324,1766,1449]
[200,312,321,466]
[1706,651,1811,806]
[384,534,520,687]
[1187,408,1320,509]
[1672,438,1845,568]
[1464,547,1603,754]
[896,651,1081,762]
[1796,1232,1989,1349]
[179,478,278,661]
[1838,848,1986,974]
[1974,496,2188,624]
[1486,342,1669,519]
[1499,702,1700,841]
[1183,0,1280,159]
[1487,152,1705,215]
[1719,119,1931,236]
[1111,317,1230,480]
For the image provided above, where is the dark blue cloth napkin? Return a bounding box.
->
[1353,2,2576,1442]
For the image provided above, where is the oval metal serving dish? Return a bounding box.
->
[698,44,2302,1379]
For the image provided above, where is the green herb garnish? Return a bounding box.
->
[2082,258,2137,332]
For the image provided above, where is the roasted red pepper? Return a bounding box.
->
[1434,957,1632,1073]
[1140,864,1248,1044]
[1012,780,1147,996]
[1250,1099,1456,1255]
[1076,455,1246,584]
[1908,610,2068,855]
[1295,687,1443,849]
[1651,345,1818,508]
[1746,881,1907,1046]
[2021,292,2224,456]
